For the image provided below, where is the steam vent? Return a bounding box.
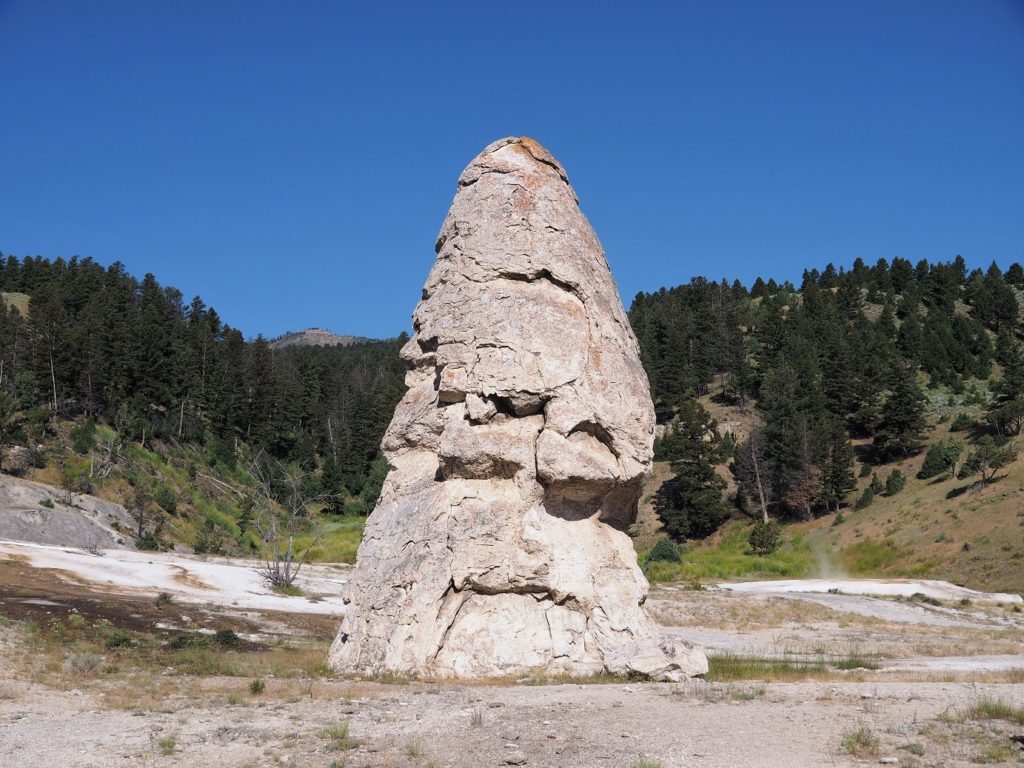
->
[328,137,707,680]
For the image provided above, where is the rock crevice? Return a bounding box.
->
[329,137,706,680]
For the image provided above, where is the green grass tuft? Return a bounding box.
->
[706,653,877,681]
[966,696,1024,725]
[321,719,358,751]
[840,726,880,757]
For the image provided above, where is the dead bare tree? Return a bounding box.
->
[246,453,322,590]
[93,428,126,478]
[734,423,772,524]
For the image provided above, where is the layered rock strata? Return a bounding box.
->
[329,137,706,680]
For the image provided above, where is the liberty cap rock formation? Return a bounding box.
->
[329,137,707,680]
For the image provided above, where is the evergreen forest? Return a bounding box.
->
[631,255,1024,540]
[0,254,406,516]
[3,251,1024,559]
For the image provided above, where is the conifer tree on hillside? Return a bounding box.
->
[819,420,856,512]
[872,365,927,461]
[989,341,1024,436]
[654,400,729,540]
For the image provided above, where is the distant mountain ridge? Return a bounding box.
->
[269,327,371,349]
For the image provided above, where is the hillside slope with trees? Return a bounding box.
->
[631,256,1024,593]
[3,252,1024,591]
[0,254,405,560]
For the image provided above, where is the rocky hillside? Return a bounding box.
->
[269,327,368,349]
[0,474,135,549]
[1,291,29,315]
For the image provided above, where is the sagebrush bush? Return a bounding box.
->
[65,652,103,675]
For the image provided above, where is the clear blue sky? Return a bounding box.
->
[2,1,1022,339]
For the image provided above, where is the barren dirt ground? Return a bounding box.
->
[1,545,1022,768]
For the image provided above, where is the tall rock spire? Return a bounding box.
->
[329,137,706,680]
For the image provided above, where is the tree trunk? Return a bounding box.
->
[749,433,769,524]
[48,346,58,412]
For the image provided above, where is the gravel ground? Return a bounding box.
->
[2,666,1022,768]
[2,541,1023,767]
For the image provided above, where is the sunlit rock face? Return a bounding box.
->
[328,137,706,680]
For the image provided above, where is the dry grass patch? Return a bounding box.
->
[647,591,842,630]
[840,725,880,757]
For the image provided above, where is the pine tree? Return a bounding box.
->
[918,440,963,480]
[655,400,729,540]
[820,421,855,511]
[873,366,927,461]
[884,469,906,495]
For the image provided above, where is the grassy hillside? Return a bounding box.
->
[633,391,1024,596]
[17,418,365,565]
[805,408,1024,594]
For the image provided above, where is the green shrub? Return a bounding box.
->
[213,628,241,647]
[249,678,265,695]
[154,485,177,515]
[207,436,236,470]
[884,469,906,495]
[918,440,964,479]
[841,726,880,757]
[748,520,782,555]
[868,473,884,494]
[167,632,213,649]
[193,519,224,555]
[39,497,54,509]
[103,629,135,648]
[343,498,367,516]
[858,462,872,478]
[854,486,874,509]
[949,412,976,432]
[70,418,96,454]
[156,735,176,756]
[648,538,682,563]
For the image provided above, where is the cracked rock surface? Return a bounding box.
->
[328,137,706,680]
